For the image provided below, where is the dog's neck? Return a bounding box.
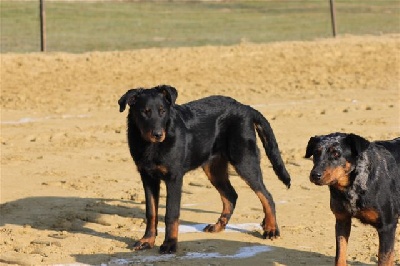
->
[329,152,371,214]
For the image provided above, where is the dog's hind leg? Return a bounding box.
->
[202,156,238,233]
[225,120,280,239]
[236,163,280,239]
[231,145,280,239]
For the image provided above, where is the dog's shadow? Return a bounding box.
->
[0,197,374,266]
[0,196,219,245]
[1,196,149,246]
[74,238,375,266]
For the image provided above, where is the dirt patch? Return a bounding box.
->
[1,34,399,265]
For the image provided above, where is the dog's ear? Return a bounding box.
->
[156,85,178,106]
[344,133,370,157]
[118,88,143,112]
[305,136,319,158]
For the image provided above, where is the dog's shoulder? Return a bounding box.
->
[352,142,400,208]
[368,142,399,177]
[354,143,398,185]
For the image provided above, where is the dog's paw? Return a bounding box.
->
[261,218,280,239]
[203,223,225,233]
[159,239,177,254]
[262,228,280,239]
[132,239,154,251]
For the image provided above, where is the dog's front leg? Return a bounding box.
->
[159,177,183,254]
[334,213,351,266]
[133,175,160,251]
[377,223,396,266]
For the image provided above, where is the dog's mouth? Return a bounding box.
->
[310,178,327,186]
[150,135,165,143]
[310,174,334,186]
[310,175,349,190]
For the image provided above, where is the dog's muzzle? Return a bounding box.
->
[142,129,166,143]
[152,129,165,142]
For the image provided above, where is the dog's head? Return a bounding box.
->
[118,85,178,143]
[305,133,370,189]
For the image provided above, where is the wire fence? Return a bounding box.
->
[1,0,399,53]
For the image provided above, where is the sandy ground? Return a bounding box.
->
[1,34,399,266]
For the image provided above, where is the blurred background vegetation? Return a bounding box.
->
[1,0,399,53]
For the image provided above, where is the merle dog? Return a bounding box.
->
[118,85,291,253]
[305,133,400,266]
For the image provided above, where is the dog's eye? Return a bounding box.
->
[159,107,166,115]
[332,151,341,159]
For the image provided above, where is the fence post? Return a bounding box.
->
[40,0,46,51]
[329,0,337,37]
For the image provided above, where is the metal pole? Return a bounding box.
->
[40,0,46,51]
[329,0,337,37]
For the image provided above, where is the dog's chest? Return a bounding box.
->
[342,190,362,214]
[142,163,170,179]
[343,165,370,213]
[331,182,369,215]
[135,146,173,179]
[337,182,381,223]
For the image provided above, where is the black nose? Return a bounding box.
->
[152,130,163,139]
[310,171,322,182]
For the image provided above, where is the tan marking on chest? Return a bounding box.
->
[357,209,379,224]
[156,165,168,175]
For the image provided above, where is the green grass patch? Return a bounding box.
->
[1,1,399,53]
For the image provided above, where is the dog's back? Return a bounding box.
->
[179,95,247,122]
[374,137,400,214]
[375,137,400,165]
[180,95,291,187]
[366,142,400,212]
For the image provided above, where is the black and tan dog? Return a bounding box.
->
[305,133,400,266]
[118,85,291,253]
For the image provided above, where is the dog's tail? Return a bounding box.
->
[252,108,291,188]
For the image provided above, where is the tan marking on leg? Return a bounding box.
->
[144,194,158,238]
[203,163,212,180]
[160,219,179,253]
[378,250,394,266]
[202,159,233,232]
[168,219,179,239]
[336,236,348,266]
[255,191,276,233]
[334,212,351,266]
